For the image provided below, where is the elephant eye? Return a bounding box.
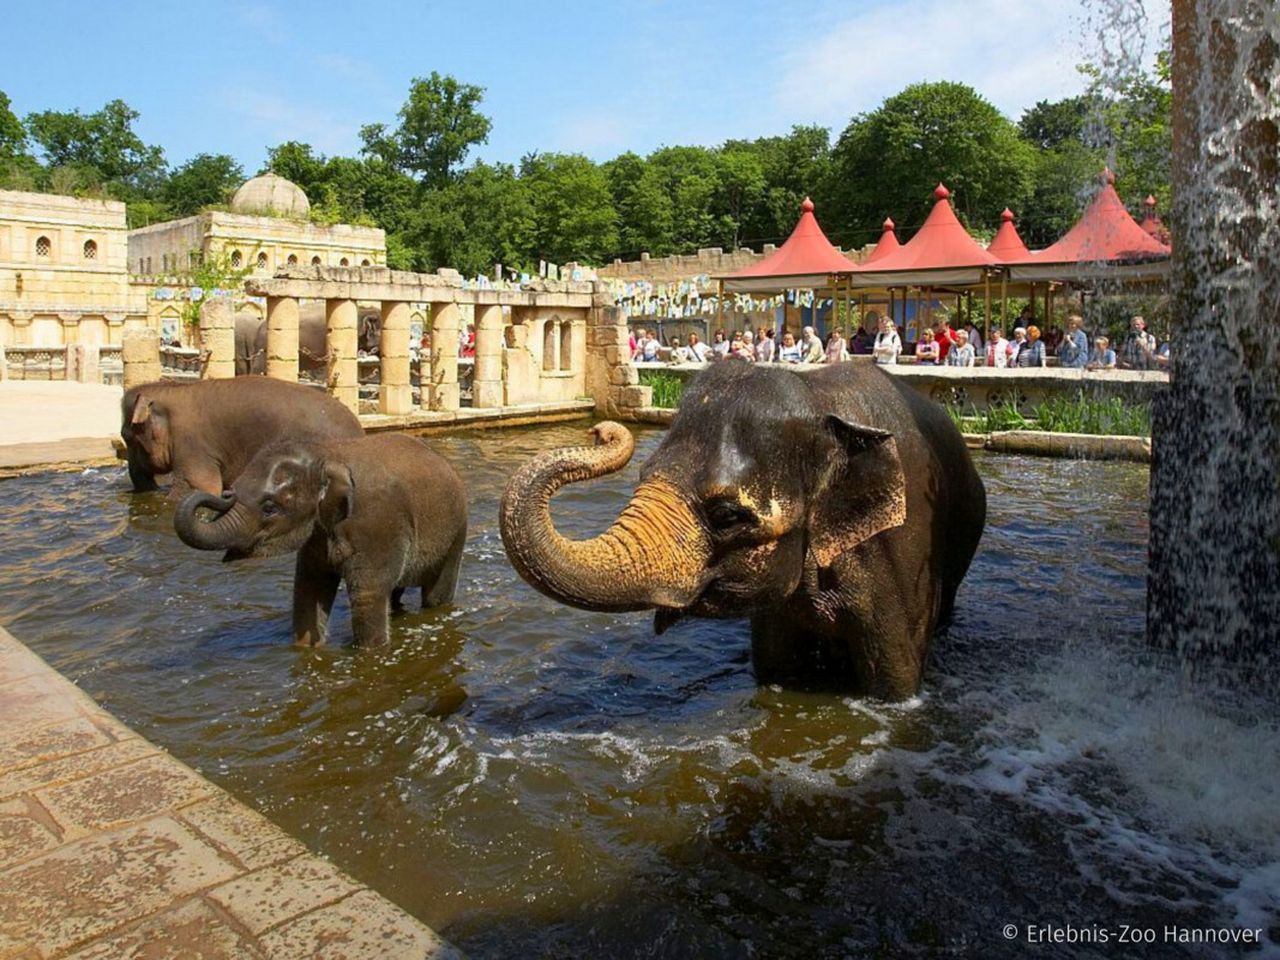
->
[706,500,756,532]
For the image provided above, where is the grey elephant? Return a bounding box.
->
[121,377,364,497]
[234,304,382,375]
[174,434,468,646]
[500,361,986,700]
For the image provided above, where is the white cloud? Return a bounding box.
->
[553,112,631,155]
[771,0,1170,130]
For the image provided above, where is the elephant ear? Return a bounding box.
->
[807,415,907,568]
[316,462,354,535]
[129,393,152,427]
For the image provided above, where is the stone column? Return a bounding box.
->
[265,296,299,382]
[586,295,649,418]
[199,298,236,380]
[325,299,359,414]
[0,342,6,382]
[379,300,412,415]
[66,344,100,383]
[428,301,460,412]
[473,303,504,408]
[1149,0,1279,681]
[546,319,562,372]
[122,328,161,389]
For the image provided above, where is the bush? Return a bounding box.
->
[946,393,1150,436]
[639,371,684,409]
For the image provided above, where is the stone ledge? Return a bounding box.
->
[0,624,457,959]
[983,430,1152,462]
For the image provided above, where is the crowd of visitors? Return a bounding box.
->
[630,311,1170,372]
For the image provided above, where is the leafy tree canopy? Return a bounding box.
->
[162,153,243,217]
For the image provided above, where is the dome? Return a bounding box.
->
[230,173,310,220]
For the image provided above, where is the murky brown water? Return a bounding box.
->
[1,423,1275,958]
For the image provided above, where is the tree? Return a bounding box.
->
[0,91,25,158]
[827,82,1036,248]
[603,152,675,257]
[25,99,166,198]
[714,148,766,248]
[265,141,327,193]
[162,153,243,216]
[520,152,618,264]
[725,125,832,245]
[362,73,492,188]
[1019,96,1091,150]
[410,161,534,275]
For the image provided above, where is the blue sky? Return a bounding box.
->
[5,0,1169,173]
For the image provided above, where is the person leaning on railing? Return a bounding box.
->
[872,316,901,365]
[985,327,1010,368]
[1057,315,1090,368]
[946,329,976,367]
[1015,325,1047,367]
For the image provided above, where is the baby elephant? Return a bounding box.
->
[174,434,467,646]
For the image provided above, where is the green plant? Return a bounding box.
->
[638,371,684,409]
[174,250,251,327]
[1033,393,1151,436]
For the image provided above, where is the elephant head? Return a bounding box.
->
[499,363,907,631]
[121,390,169,491]
[174,442,352,562]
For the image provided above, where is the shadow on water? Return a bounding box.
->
[0,425,1276,958]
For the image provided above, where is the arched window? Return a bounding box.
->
[83,239,97,260]
[287,254,298,266]
[162,254,170,272]
[339,257,350,267]
[35,236,51,258]
[360,258,371,267]
[311,256,322,266]
[543,318,558,372]
[230,250,242,268]
[560,320,573,372]
[256,251,269,270]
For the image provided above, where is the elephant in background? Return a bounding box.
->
[174,434,468,646]
[121,377,364,498]
[500,362,986,700]
[234,304,383,375]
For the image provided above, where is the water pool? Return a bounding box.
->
[0,423,1275,958]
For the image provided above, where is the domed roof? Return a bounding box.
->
[230,173,310,220]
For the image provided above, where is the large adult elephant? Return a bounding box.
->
[499,361,986,700]
[234,304,382,375]
[121,377,364,498]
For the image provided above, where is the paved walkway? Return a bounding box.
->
[0,625,459,959]
[0,382,123,469]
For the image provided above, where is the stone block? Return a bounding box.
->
[207,855,360,936]
[618,385,652,408]
[0,714,113,777]
[428,382,460,412]
[609,364,639,387]
[0,818,239,958]
[178,793,310,873]
[0,797,61,865]
[59,897,265,960]
[36,753,215,840]
[473,380,504,409]
[259,888,460,960]
[379,383,413,416]
[0,737,158,803]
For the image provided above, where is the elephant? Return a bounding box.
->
[121,377,364,498]
[499,361,986,700]
[234,304,382,375]
[173,434,468,646]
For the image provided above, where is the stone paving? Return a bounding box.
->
[0,625,459,959]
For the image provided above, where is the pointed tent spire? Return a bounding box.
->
[1032,169,1171,264]
[720,197,857,290]
[987,208,1030,262]
[862,217,901,265]
[851,182,997,283]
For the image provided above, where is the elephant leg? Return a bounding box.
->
[293,541,340,646]
[422,529,465,608]
[349,584,391,646]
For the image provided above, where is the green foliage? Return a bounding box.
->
[520,152,618,264]
[162,153,243,217]
[173,252,252,327]
[638,371,685,409]
[0,90,26,158]
[361,72,492,188]
[826,82,1036,247]
[25,99,166,200]
[949,393,1151,436]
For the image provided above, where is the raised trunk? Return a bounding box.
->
[499,421,711,613]
[174,491,254,552]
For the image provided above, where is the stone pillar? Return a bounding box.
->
[265,296,299,382]
[586,294,649,418]
[1149,0,1279,682]
[326,299,360,415]
[66,344,100,383]
[0,342,6,382]
[199,298,236,380]
[547,319,562,372]
[473,303,504,408]
[379,300,412,415]
[428,301,460,412]
[122,328,161,389]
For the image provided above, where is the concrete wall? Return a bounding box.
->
[596,242,875,282]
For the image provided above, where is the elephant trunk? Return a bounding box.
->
[499,421,711,613]
[174,490,255,552]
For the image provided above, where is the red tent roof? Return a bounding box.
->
[722,197,856,282]
[1139,194,1172,246]
[987,208,1029,262]
[853,184,997,276]
[861,217,901,265]
[1028,171,1171,264]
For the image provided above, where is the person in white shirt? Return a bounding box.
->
[872,317,901,365]
[669,337,693,363]
[946,329,976,367]
[986,326,1009,368]
[640,332,661,362]
[778,331,803,363]
[688,332,710,363]
[755,328,775,363]
[962,321,984,356]
[801,326,825,363]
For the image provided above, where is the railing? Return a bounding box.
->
[4,346,67,380]
[353,355,474,407]
[100,345,123,386]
